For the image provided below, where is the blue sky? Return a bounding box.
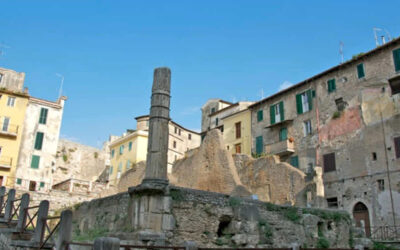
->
[1,1,399,147]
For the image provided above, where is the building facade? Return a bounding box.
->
[14,96,66,192]
[201,99,232,133]
[249,38,400,232]
[222,109,252,155]
[0,68,29,186]
[108,115,200,185]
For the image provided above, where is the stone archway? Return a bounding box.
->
[353,202,371,237]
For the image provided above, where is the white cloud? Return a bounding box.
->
[278,81,294,91]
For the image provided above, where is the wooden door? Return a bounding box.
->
[29,181,36,191]
[353,202,371,237]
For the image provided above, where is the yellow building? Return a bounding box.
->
[222,109,252,156]
[0,88,29,187]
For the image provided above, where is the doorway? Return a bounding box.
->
[29,181,36,191]
[353,202,371,237]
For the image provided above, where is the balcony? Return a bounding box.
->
[0,156,12,169]
[0,122,19,138]
[265,139,295,156]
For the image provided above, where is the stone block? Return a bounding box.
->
[162,214,175,231]
[232,234,247,245]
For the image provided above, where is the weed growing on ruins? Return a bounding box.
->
[73,227,109,242]
[63,154,68,162]
[264,202,281,211]
[283,207,301,223]
[258,218,273,244]
[302,208,351,223]
[332,111,342,119]
[94,152,98,158]
[170,189,184,202]
[73,203,81,210]
[228,197,242,208]
[348,229,354,248]
[317,226,330,249]
[373,241,396,250]
[203,231,210,236]
[215,238,224,246]
[114,214,120,222]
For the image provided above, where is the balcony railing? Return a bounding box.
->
[265,139,295,156]
[370,226,400,241]
[0,156,12,168]
[0,122,19,137]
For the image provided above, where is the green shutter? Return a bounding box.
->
[393,48,400,72]
[120,145,124,155]
[34,132,44,150]
[31,155,40,169]
[279,101,284,121]
[312,90,316,98]
[109,166,113,174]
[290,156,299,168]
[256,136,263,154]
[279,127,288,141]
[357,63,365,78]
[111,149,115,158]
[307,90,313,111]
[16,178,22,184]
[216,118,219,126]
[129,142,132,151]
[296,94,303,114]
[257,110,263,122]
[40,182,45,188]
[270,105,275,125]
[328,79,336,93]
[39,108,48,124]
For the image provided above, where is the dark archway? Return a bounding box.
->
[353,202,371,237]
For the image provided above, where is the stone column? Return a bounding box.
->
[32,200,49,244]
[55,210,73,250]
[16,193,30,232]
[142,67,171,187]
[4,189,15,222]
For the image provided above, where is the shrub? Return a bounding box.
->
[316,236,330,249]
[283,207,301,223]
[332,111,341,119]
[170,189,184,202]
[373,242,396,250]
[63,154,68,162]
[94,152,98,158]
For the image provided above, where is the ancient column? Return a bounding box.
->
[142,67,171,186]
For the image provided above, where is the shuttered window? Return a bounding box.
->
[296,90,313,114]
[129,141,132,151]
[290,156,299,168]
[327,79,336,93]
[256,136,263,154]
[323,153,336,172]
[235,122,241,139]
[357,63,365,79]
[215,118,219,126]
[39,108,48,124]
[394,136,400,159]
[34,132,44,150]
[16,179,22,185]
[270,101,284,125]
[279,127,288,141]
[393,48,400,72]
[119,145,124,155]
[257,110,263,122]
[31,155,40,169]
[40,182,45,188]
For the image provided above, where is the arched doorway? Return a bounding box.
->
[353,202,371,237]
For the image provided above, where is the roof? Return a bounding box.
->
[249,37,400,109]
[209,101,254,117]
[201,98,233,109]
[221,108,251,120]
[29,96,66,109]
[134,115,200,135]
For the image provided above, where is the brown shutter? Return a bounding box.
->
[235,122,241,139]
[323,153,336,172]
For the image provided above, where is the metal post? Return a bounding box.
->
[93,237,120,250]
[4,188,15,222]
[55,210,72,250]
[31,200,49,244]
[16,193,29,232]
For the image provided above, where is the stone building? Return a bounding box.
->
[249,38,400,233]
[14,96,67,192]
[201,99,233,133]
[0,68,29,187]
[108,115,200,185]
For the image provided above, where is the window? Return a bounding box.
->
[174,155,178,161]
[296,90,313,114]
[34,132,44,150]
[377,179,385,191]
[290,156,299,168]
[7,97,15,107]
[178,129,181,136]
[394,136,400,159]
[119,145,124,155]
[357,63,365,79]
[128,141,132,151]
[393,48,400,72]
[173,141,177,148]
[2,117,10,132]
[235,143,241,154]
[0,74,2,83]
[211,107,216,114]
[327,197,338,208]
[29,181,36,191]
[31,155,40,169]
[109,166,113,175]
[372,152,377,161]
[16,178,22,185]
[257,110,263,122]
[39,108,48,124]
[389,76,400,95]
[126,160,131,170]
[235,122,241,139]
[111,149,115,158]
[270,101,284,125]
[255,136,263,155]
[188,134,192,140]
[327,79,336,93]
[303,120,312,136]
[40,182,45,188]
[279,127,287,141]
[174,127,178,134]
[118,162,122,172]
[335,98,346,111]
[323,153,336,172]
[215,118,219,126]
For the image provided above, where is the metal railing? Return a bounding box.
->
[0,122,19,135]
[0,156,12,167]
[370,226,400,241]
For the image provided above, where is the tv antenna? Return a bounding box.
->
[55,73,64,99]
[339,41,344,63]
[0,43,11,57]
[373,27,392,47]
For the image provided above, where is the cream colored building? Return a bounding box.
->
[222,109,252,155]
[109,115,200,185]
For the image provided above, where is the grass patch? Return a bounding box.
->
[73,227,109,242]
[373,242,396,250]
[228,197,242,208]
[302,208,351,223]
[170,189,184,202]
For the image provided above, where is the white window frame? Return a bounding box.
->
[7,97,15,107]
[301,92,310,113]
[274,104,281,123]
[303,120,312,136]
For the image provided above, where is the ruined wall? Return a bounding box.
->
[53,139,106,185]
[0,67,25,92]
[71,186,353,249]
